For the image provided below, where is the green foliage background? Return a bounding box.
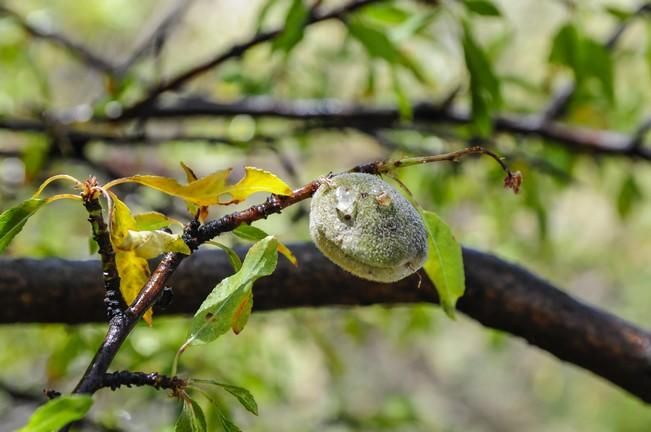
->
[1,0,651,430]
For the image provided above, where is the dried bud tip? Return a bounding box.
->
[80,176,100,199]
[504,171,523,194]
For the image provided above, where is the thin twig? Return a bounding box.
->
[100,371,186,393]
[81,178,125,319]
[116,0,196,75]
[0,5,118,76]
[120,0,382,116]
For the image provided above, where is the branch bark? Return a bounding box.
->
[112,97,651,160]
[1,244,651,403]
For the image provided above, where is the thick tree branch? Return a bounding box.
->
[1,244,650,403]
[113,96,651,159]
[3,96,651,161]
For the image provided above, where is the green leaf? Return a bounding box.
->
[617,173,643,219]
[361,4,411,26]
[219,384,259,415]
[582,38,614,104]
[463,0,502,16]
[192,380,259,415]
[549,22,614,105]
[17,395,93,432]
[549,23,580,69]
[272,0,308,54]
[348,17,401,63]
[391,10,439,42]
[176,398,207,432]
[217,413,243,432]
[22,136,50,179]
[421,210,465,318]
[391,66,412,120]
[187,236,279,345]
[255,0,280,33]
[133,211,175,231]
[208,241,243,272]
[0,198,46,253]
[605,6,633,21]
[233,224,298,265]
[462,22,501,136]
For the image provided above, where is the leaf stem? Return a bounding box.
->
[355,145,521,193]
[33,174,81,197]
[45,194,82,203]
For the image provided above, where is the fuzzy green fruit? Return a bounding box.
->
[309,172,428,282]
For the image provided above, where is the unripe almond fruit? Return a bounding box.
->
[309,172,428,282]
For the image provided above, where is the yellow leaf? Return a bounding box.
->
[109,193,153,324]
[115,249,153,325]
[277,243,298,266]
[110,192,135,244]
[105,166,292,206]
[221,167,293,205]
[180,162,210,222]
[121,229,191,259]
[180,161,199,182]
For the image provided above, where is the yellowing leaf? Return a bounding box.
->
[106,166,292,207]
[231,290,253,335]
[121,229,191,258]
[222,167,293,204]
[110,192,135,244]
[187,236,278,346]
[180,162,210,222]
[115,249,153,324]
[134,212,176,231]
[109,193,152,324]
[180,161,199,182]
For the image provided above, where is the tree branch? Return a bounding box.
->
[100,371,185,393]
[1,244,650,403]
[3,97,650,165]
[81,183,126,321]
[120,0,382,116]
[0,5,118,76]
[116,0,196,75]
[112,96,651,160]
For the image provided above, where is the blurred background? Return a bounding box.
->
[1,0,651,430]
